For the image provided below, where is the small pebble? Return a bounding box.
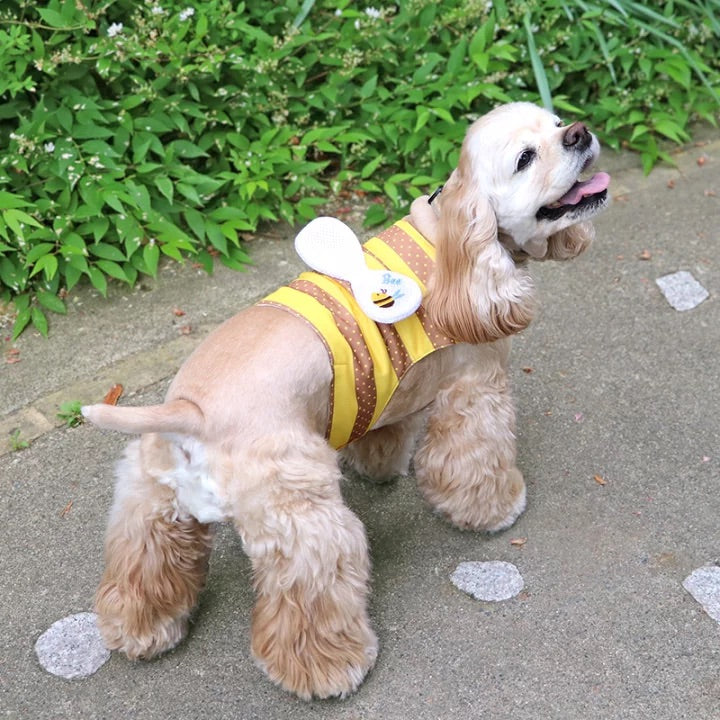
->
[655,270,709,311]
[450,561,524,602]
[682,566,720,623]
[35,612,110,679]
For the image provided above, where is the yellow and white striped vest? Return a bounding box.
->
[259,220,454,449]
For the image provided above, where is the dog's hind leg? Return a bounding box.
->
[413,367,526,532]
[237,435,377,700]
[95,434,214,660]
[340,411,425,483]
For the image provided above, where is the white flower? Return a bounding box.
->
[107,22,123,37]
[44,142,55,153]
[179,7,195,20]
[364,7,381,18]
[151,5,164,14]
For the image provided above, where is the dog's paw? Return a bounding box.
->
[251,588,378,700]
[482,471,527,533]
[254,630,378,700]
[95,585,189,660]
[96,612,188,660]
[424,466,527,533]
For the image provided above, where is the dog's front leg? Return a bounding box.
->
[237,436,377,700]
[95,434,214,659]
[341,411,426,483]
[413,365,526,532]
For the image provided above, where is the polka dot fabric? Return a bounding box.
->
[259,222,455,447]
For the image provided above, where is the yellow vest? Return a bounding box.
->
[260,220,454,449]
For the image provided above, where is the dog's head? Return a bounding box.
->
[423,102,610,344]
[461,101,610,259]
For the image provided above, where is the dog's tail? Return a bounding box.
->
[81,398,204,436]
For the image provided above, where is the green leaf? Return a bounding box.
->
[195,250,215,274]
[630,125,649,141]
[30,254,58,280]
[154,176,174,203]
[207,228,227,255]
[25,242,55,265]
[0,191,29,210]
[120,95,147,111]
[469,13,495,61]
[31,306,49,337]
[0,258,27,292]
[171,140,209,159]
[363,203,388,228]
[86,266,107,296]
[37,8,67,28]
[414,108,430,133]
[89,243,127,262]
[102,192,125,213]
[361,154,384,179]
[57,106,73,133]
[143,243,160,277]
[12,308,32,341]
[65,254,89,272]
[96,260,129,282]
[160,243,184,262]
[429,107,454,123]
[12,293,30,312]
[5,209,42,236]
[656,60,692,88]
[653,119,687,143]
[184,209,205,240]
[360,75,378,99]
[36,290,67,315]
[73,124,113,139]
[64,265,83,291]
[447,37,468,75]
[132,133,154,163]
[83,218,109,243]
[177,183,202,205]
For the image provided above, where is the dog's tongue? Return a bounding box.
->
[557,171,611,205]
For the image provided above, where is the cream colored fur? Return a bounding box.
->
[82,102,607,700]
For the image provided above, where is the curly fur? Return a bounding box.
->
[82,102,607,700]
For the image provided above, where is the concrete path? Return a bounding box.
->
[1,137,719,719]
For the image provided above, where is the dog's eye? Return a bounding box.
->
[515,149,536,172]
[555,119,563,128]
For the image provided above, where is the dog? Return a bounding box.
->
[82,102,610,700]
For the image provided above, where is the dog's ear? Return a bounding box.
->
[544,221,595,261]
[426,172,535,344]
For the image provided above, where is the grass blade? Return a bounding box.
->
[292,0,316,28]
[603,0,630,17]
[586,21,617,85]
[673,0,720,36]
[634,18,720,105]
[524,12,554,112]
[627,1,681,28]
[559,1,575,20]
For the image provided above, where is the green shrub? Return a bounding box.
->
[1,0,718,338]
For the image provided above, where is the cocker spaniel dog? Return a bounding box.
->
[82,102,610,699]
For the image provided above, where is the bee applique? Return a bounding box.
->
[290,216,423,325]
[372,290,395,308]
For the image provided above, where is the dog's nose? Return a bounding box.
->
[563,122,591,150]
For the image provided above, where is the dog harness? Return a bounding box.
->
[259,220,455,449]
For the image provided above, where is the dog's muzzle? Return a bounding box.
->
[563,122,593,153]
